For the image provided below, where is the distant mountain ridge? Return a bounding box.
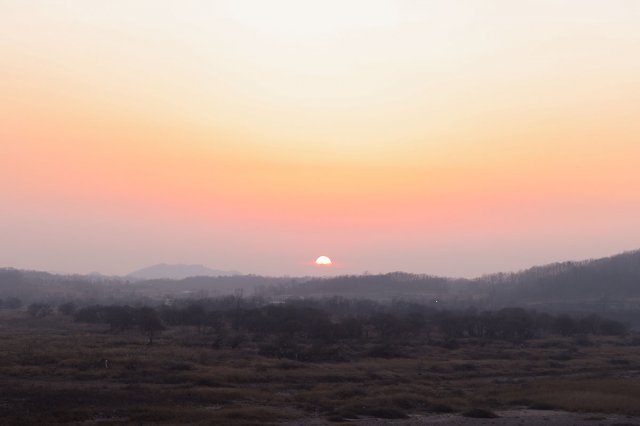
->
[2,250,640,317]
[127,263,238,280]
[476,249,640,304]
[257,250,640,306]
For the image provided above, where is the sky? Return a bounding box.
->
[1,0,640,277]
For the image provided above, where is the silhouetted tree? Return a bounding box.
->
[136,307,165,345]
[27,303,52,318]
[58,301,77,316]
[104,306,135,332]
[3,297,22,309]
[553,314,578,336]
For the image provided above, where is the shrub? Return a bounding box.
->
[58,301,77,316]
[366,343,405,358]
[2,297,22,309]
[27,303,53,317]
[529,402,556,410]
[462,408,499,418]
[429,403,455,413]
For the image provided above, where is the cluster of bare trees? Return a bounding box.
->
[433,308,627,340]
[68,297,629,358]
[0,297,22,309]
[74,305,165,344]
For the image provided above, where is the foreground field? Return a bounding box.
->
[1,310,640,425]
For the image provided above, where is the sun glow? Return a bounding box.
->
[224,0,399,39]
[2,1,640,276]
[315,256,332,266]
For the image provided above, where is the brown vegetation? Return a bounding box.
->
[1,309,640,424]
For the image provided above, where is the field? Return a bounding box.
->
[2,310,640,425]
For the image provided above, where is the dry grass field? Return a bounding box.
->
[1,310,640,425]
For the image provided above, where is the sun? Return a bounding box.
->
[315,256,332,266]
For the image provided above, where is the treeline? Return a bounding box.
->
[477,250,640,303]
[0,268,297,303]
[64,297,629,361]
[4,249,640,310]
[259,272,453,299]
[0,268,145,305]
[0,297,23,309]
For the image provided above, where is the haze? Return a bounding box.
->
[2,1,640,277]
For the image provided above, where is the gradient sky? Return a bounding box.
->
[2,0,640,277]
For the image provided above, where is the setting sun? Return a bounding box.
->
[315,256,332,266]
[1,0,639,277]
[3,1,640,422]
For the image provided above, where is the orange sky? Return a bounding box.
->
[1,1,640,276]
